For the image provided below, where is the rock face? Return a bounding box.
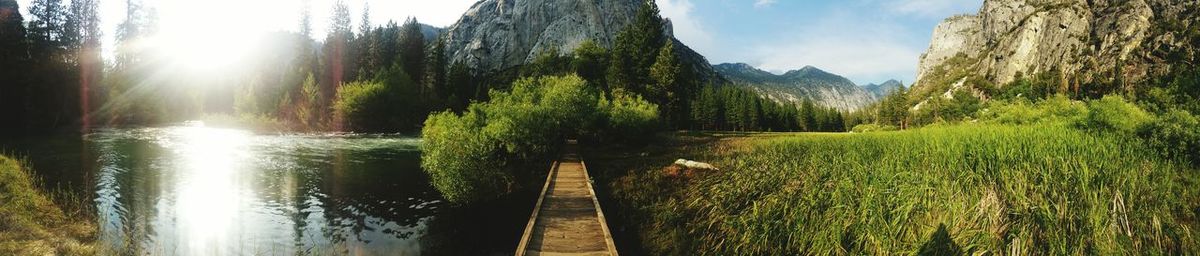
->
[714,63,877,111]
[441,0,720,81]
[861,79,905,98]
[914,0,1199,91]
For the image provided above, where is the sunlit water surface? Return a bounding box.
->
[3,126,530,255]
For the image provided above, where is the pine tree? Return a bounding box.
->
[398,17,425,86]
[1,0,30,133]
[572,40,609,91]
[447,61,473,111]
[607,0,666,95]
[650,40,681,123]
[425,38,448,101]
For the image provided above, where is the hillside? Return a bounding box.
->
[713,63,876,111]
[913,0,1199,99]
[441,0,721,82]
[861,79,904,98]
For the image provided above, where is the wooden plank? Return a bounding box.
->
[516,161,560,256]
[580,159,619,255]
[517,141,618,256]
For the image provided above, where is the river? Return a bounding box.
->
[0,125,532,255]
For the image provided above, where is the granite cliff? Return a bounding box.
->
[915,0,1199,94]
[441,0,720,81]
[714,63,877,111]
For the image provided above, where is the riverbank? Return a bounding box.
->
[589,125,1200,254]
[0,155,96,255]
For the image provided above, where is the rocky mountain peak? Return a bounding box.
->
[440,0,719,82]
[714,63,876,111]
[914,0,1198,95]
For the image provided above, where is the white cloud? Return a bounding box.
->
[747,13,923,84]
[752,38,920,84]
[657,0,716,59]
[753,0,777,8]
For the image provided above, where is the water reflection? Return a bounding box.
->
[86,126,440,255]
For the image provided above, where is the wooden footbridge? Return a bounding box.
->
[516,141,618,256]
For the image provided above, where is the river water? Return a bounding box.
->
[1,125,532,255]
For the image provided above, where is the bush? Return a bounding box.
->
[597,92,660,143]
[333,63,428,132]
[1082,95,1153,133]
[421,75,659,203]
[1140,109,1200,165]
[980,95,1086,125]
[421,110,510,204]
[850,123,898,133]
[333,81,389,131]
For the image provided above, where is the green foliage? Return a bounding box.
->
[1139,109,1200,165]
[333,81,388,131]
[876,85,910,128]
[650,40,687,126]
[425,38,448,100]
[598,92,661,143]
[0,155,96,255]
[421,75,660,203]
[421,110,508,204]
[296,73,324,129]
[614,125,1200,255]
[521,46,572,78]
[571,40,609,90]
[980,95,1087,125]
[1082,95,1152,133]
[446,61,476,111]
[850,123,897,133]
[607,0,666,96]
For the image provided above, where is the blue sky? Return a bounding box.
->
[658,0,982,84]
[15,0,980,85]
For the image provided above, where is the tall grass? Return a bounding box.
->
[0,155,96,255]
[612,124,1200,255]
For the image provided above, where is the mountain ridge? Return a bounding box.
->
[713,63,877,111]
[913,0,1199,98]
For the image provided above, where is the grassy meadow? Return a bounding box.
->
[0,155,96,255]
[594,124,1200,255]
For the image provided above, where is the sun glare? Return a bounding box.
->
[149,0,296,72]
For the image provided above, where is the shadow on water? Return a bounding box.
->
[0,127,536,255]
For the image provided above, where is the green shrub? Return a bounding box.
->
[980,95,1086,125]
[598,92,660,143]
[1083,95,1153,133]
[421,75,659,203]
[333,81,389,131]
[332,63,429,132]
[1140,109,1200,165]
[850,123,898,133]
[421,110,509,204]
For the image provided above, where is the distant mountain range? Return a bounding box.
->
[860,79,903,99]
[434,0,889,110]
[713,63,884,111]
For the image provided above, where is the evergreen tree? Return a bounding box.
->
[800,99,816,132]
[650,40,683,125]
[571,40,609,91]
[425,38,448,101]
[398,18,425,87]
[1,0,30,133]
[607,0,665,95]
[446,61,473,111]
[68,0,101,127]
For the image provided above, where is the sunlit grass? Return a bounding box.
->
[609,124,1200,254]
[0,155,96,255]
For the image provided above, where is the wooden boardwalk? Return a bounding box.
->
[516,141,618,256]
